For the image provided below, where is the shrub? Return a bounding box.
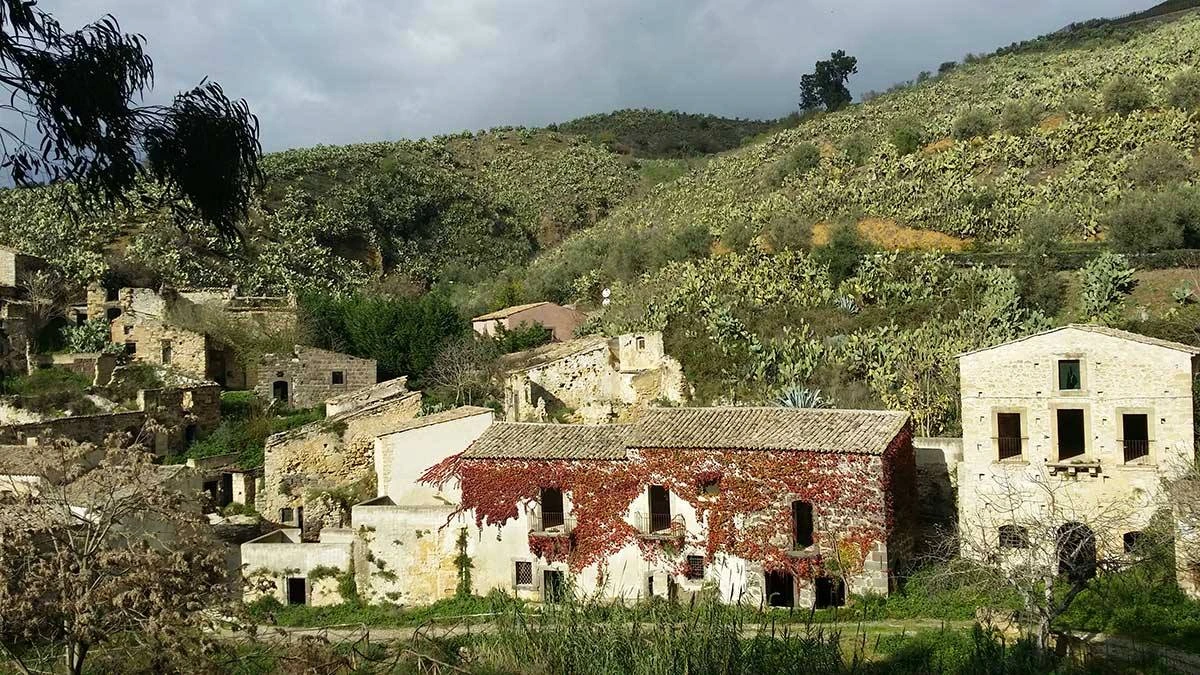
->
[887,116,925,155]
[841,132,875,166]
[813,222,874,284]
[1079,251,1136,321]
[61,319,112,353]
[219,390,260,420]
[1101,75,1151,115]
[1061,92,1095,116]
[938,61,956,74]
[1107,186,1200,253]
[1014,211,1069,316]
[769,142,821,184]
[720,221,758,253]
[1000,99,1043,136]
[951,108,996,140]
[492,322,553,354]
[764,213,813,252]
[103,363,165,405]
[1166,68,1200,111]
[3,367,97,416]
[1125,141,1194,188]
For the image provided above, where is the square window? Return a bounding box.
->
[331,371,345,385]
[514,560,533,587]
[999,525,1028,549]
[635,336,646,351]
[280,507,293,523]
[1123,531,1143,554]
[124,342,137,355]
[685,555,705,580]
[1058,359,1081,390]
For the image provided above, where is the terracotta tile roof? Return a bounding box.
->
[472,302,551,322]
[958,324,1200,358]
[630,407,910,455]
[461,422,633,460]
[378,406,494,438]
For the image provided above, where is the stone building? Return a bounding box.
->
[956,325,1199,585]
[244,406,916,609]
[472,302,586,343]
[251,346,377,409]
[502,332,687,423]
[258,389,422,539]
[0,246,52,371]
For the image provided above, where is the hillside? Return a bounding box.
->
[550,109,791,158]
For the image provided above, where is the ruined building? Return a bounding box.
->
[472,302,586,343]
[501,332,687,423]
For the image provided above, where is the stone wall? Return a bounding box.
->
[0,410,147,447]
[41,353,118,386]
[258,391,422,538]
[913,436,962,548]
[252,346,377,409]
[326,377,408,417]
[113,316,210,380]
[958,328,1198,565]
[241,528,352,606]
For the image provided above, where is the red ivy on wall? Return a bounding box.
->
[422,426,913,579]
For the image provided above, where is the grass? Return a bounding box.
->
[0,367,97,417]
[245,593,509,628]
[167,391,324,469]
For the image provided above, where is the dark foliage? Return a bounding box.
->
[298,291,467,382]
[492,322,553,354]
[814,223,875,284]
[888,116,925,156]
[0,0,261,239]
[1014,212,1069,316]
[1107,186,1200,253]
[552,109,785,159]
[799,50,858,112]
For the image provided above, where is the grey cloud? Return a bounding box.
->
[43,0,1149,152]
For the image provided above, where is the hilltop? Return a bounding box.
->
[550,109,792,158]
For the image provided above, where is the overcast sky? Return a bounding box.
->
[44,0,1149,152]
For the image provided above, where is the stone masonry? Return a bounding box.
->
[252,346,377,409]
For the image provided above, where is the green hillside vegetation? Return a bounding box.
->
[551,109,792,158]
[0,128,639,293]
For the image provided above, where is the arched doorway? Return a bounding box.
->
[272,380,289,404]
[1057,522,1097,582]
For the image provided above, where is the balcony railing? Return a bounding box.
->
[997,437,1023,460]
[634,512,684,538]
[529,512,574,535]
[1123,439,1150,463]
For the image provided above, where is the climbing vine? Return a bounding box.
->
[423,425,914,580]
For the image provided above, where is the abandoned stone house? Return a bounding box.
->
[252,346,377,409]
[501,332,687,423]
[955,325,1200,597]
[0,381,221,456]
[472,302,586,343]
[0,246,51,368]
[243,406,916,609]
[257,388,422,540]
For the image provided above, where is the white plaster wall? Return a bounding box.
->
[374,412,494,504]
[241,529,352,606]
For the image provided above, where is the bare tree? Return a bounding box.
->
[16,270,68,374]
[425,336,498,406]
[0,439,228,675]
[947,464,1171,650]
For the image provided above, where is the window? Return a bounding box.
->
[1123,531,1144,554]
[999,525,1029,549]
[814,576,845,609]
[698,478,720,497]
[514,560,534,587]
[184,424,198,444]
[1056,408,1086,460]
[106,307,122,321]
[1058,359,1081,390]
[792,500,814,548]
[331,370,345,385]
[286,577,307,605]
[543,570,566,602]
[685,555,705,580]
[123,324,133,336]
[280,507,294,523]
[765,570,794,608]
[648,485,671,532]
[161,340,172,364]
[296,506,304,530]
[124,341,137,355]
[1122,413,1150,463]
[997,412,1022,460]
[539,487,564,529]
[635,336,646,351]
[105,287,119,302]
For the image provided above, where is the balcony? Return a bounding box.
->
[529,512,574,536]
[1123,439,1150,464]
[997,437,1022,460]
[1047,458,1101,477]
[634,512,685,539]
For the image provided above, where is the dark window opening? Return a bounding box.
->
[124,341,137,355]
[202,480,219,503]
[543,570,565,602]
[999,525,1029,549]
[331,370,345,385]
[814,576,846,609]
[1056,409,1086,460]
[1058,359,1081,390]
[220,473,233,507]
[765,571,795,608]
[792,500,814,548]
[685,555,705,580]
[698,478,720,497]
[1122,414,1150,462]
[106,307,122,321]
[185,424,198,444]
[296,506,304,530]
[75,313,87,326]
[997,412,1023,460]
[1123,531,1144,554]
[514,561,533,587]
[161,341,172,364]
[648,485,671,532]
[280,507,293,523]
[646,574,654,597]
[123,324,132,336]
[272,380,289,403]
[105,287,119,302]
[636,336,646,351]
[1057,522,1097,583]
[539,487,564,529]
[286,577,307,605]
